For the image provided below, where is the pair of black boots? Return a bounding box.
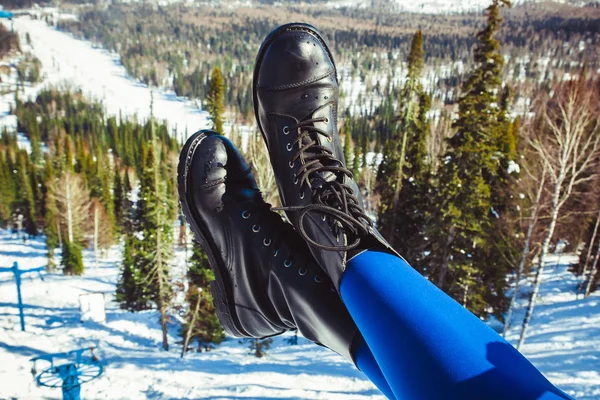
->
[178,23,399,363]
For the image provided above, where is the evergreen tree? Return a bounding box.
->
[134,142,174,350]
[44,154,59,270]
[181,242,224,354]
[61,240,84,275]
[116,233,148,310]
[15,151,38,236]
[206,67,225,134]
[242,338,273,358]
[0,151,16,226]
[343,131,352,167]
[377,30,430,261]
[353,133,361,177]
[113,169,124,225]
[428,0,515,318]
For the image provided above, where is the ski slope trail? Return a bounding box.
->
[4,17,211,140]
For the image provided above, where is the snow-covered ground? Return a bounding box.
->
[503,253,600,400]
[1,231,599,399]
[0,230,383,399]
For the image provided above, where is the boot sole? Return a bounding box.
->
[177,130,252,339]
[252,22,338,152]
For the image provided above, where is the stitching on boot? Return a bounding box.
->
[259,70,335,91]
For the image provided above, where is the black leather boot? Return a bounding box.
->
[253,23,401,289]
[178,130,359,362]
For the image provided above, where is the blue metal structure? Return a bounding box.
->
[30,347,103,400]
[0,262,44,331]
[0,10,13,20]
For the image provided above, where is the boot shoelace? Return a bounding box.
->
[274,116,373,252]
[241,201,325,284]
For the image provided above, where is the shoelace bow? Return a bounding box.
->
[274,116,373,251]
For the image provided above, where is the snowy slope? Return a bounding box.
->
[1,231,599,399]
[503,254,600,400]
[305,0,597,14]
[0,230,384,399]
[0,17,212,142]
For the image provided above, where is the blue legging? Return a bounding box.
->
[343,250,574,400]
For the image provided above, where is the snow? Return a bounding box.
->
[0,230,384,399]
[324,0,598,13]
[1,232,598,399]
[0,17,212,142]
[508,160,521,175]
[1,236,599,399]
[503,253,600,400]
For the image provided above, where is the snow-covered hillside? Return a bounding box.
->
[0,230,384,399]
[0,17,212,142]
[1,230,599,399]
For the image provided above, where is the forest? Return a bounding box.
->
[1,0,599,354]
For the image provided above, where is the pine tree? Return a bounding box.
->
[181,242,224,355]
[44,154,59,270]
[62,239,84,275]
[353,133,361,177]
[116,168,145,311]
[113,169,124,225]
[242,338,273,358]
[206,67,225,134]
[0,151,16,226]
[116,233,147,310]
[343,131,352,167]
[134,141,174,350]
[377,30,431,264]
[429,0,514,318]
[15,151,38,236]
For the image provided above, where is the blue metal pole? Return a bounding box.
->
[12,262,25,332]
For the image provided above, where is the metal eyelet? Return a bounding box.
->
[299,192,305,199]
[283,126,290,135]
[323,118,329,123]
[242,210,251,219]
[286,143,293,152]
[289,161,294,168]
[263,238,272,247]
[293,176,299,185]
[298,268,307,276]
[284,259,292,268]
[327,136,332,143]
[252,225,261,233]
[321,215,327,222]
[314,275,323,283]
[273,249,279,257]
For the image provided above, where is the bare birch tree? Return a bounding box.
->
[245,129,280,207]
[503,164,547,336]
[584,241,600,297]
[51,171,91,244]
[518,79,600,349]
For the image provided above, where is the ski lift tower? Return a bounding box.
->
[0,262,44,331]
[0,8,14,31]
[30,347,104,400]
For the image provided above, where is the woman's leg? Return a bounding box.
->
[353,335,397,400]
[340,250,573,400]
